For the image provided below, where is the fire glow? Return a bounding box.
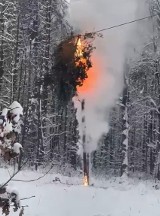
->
[78,59,99,95]
[76,38,83,58]
[75,37,99,95]
[83,175,89,186]
[75,37,88,73]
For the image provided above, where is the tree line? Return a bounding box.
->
[1,0,160,181]
[0,0,80,173]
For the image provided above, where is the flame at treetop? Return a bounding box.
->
[76,38,83,58]
[75,36,99,95]
[74,36,92,76]
[48,32,100,104]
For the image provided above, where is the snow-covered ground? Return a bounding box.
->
[1,168,160,216]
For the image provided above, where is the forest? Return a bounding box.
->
[1,0,160,215]
[0,0,160,182]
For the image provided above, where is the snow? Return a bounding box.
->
[9,101,23,116]
[9,101,23,123]
[4,121,13,134]
[2,108,8,117]
[12,143,22,154]
[1,168,160,216]
[0,119,4,125]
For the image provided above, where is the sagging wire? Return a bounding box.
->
[89,14,158,34]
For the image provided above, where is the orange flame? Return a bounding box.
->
[75,37,100,96]
[76,38,83,57]
[75,37,87,68]
[83,175,89,186]
[77,59,99,95]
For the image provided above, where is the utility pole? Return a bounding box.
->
[81,99,89,186]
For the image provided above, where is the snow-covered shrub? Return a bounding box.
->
[0,101,23,215]
[0,101,23,161]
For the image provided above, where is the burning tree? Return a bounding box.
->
[43,33,101,103]
[42,32,102,186]
[0,101,23,215]
[51,32,102,185]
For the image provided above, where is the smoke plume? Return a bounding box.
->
[69,0,138,153]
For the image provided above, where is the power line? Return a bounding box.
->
[86,14,158,34]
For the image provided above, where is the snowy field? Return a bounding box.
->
[1,168,160,216]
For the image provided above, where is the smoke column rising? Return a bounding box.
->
[70,0,138,153]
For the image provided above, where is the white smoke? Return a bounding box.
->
[69,0,138,153]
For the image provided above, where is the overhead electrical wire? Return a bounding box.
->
[57,13,158,42]
[83,14,158,35]
[95,14,157,33]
